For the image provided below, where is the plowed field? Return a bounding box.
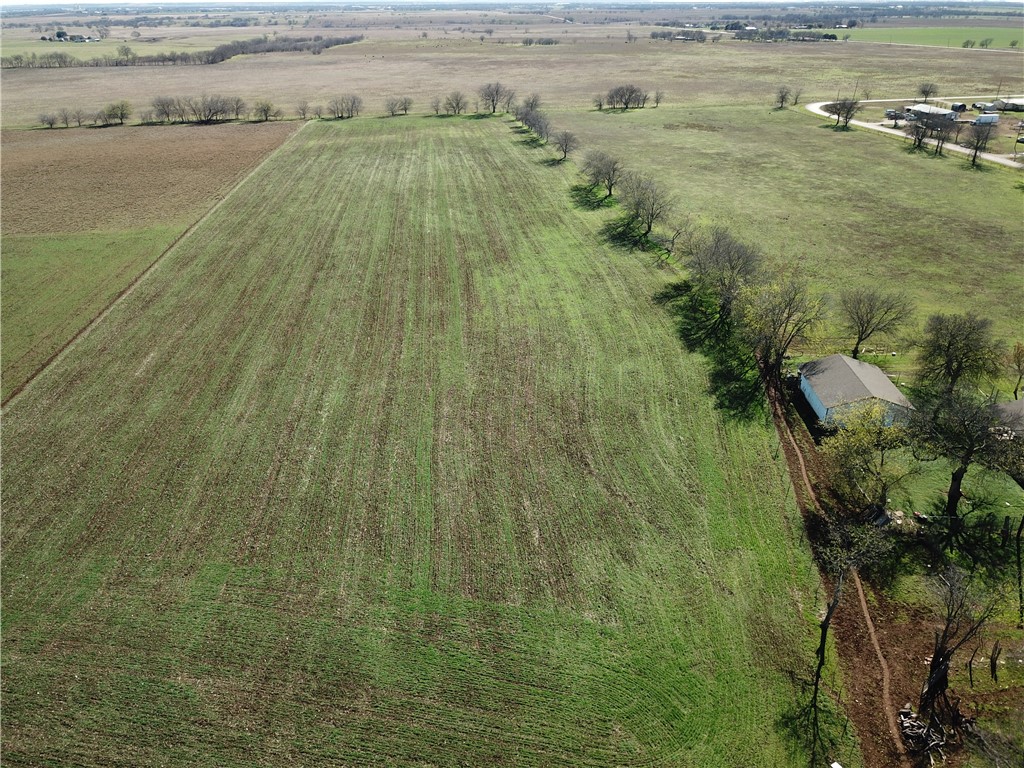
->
[1,121,298,400]
[1,117,830,767]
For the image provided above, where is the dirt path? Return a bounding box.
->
[767,389,911,767]
[805,98,1024,170]
[1,121,310,413]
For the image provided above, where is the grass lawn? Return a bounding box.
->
[1,116,839,767]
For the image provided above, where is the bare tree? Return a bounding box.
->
[253,99,277,122]
[38,113,57,128]
[791,87,803,106]
[398,96,413,115]
[919,568,996,726]
[619,172,674,238]
[328,97,344,119]
[593,94,604,111]
[775,84,792,109]
[837,286,914,359]
[740,275,826,388]
[684,226,762,327]
[71,107,86,127]
[581,150,624,199]
[312,104,323,119]
[341,95,362,118]
[444,91,468,115]
[296,100,310,120]
[228,97,247,120]
[917,312,1004,396]
[430,96,442,115]
[552,129,579,161]
[105,100,132,125]
[384,96,403,116]
[57,107,72,127]
[918,82,939,104]
[522,93,541,112]
[823,97,862,128]
[478,82,511,113]
[965,122,994,166]
[653,89,665,107]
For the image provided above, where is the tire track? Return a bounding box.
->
[767,390,910,767]
[1,121,309,413]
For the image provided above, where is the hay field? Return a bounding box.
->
[1,116,830,767]
[0,122,298,401]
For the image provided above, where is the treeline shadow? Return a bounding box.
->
[569,183,611,210]
[653,280,764,420]
[600,216,649,251]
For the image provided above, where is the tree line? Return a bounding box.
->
[0,34,362,69]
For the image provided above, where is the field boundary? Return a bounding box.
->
[1,120,309,412]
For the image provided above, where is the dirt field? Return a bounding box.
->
[1,121,297,234]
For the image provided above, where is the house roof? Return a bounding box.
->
[996,399,1024,429]
[799,354,913,411]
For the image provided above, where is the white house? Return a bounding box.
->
[799,354,913,425]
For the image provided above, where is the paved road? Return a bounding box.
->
[805,99,1024,169]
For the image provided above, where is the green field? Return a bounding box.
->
[1,117,834,766]
[0,228,178,400]
[847,25,1023,48]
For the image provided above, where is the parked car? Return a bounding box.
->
[884,109,898,118]
[972,102,995,111]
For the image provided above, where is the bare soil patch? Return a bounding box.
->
[1,121,298,234]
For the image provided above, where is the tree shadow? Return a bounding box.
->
[539,157,562,167]
[517,135,544,148]
[569,184,610,210]
[510,125,531,134]
[600,217,647,251]
[653,281,764,420]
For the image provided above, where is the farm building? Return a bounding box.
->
[798,354,913,425]
[992,98,1024,112]
[907,103,956,121]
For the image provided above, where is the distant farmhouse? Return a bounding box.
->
[799,354,913,425]
[907,103,957,121]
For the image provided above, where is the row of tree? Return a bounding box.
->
[1,34,363,69]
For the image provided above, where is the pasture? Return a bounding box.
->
[1,117,833,767]
[846,26,1023,49]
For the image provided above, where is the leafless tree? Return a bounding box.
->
[593,94,604,110]
[619,172,674,237]
[838,286,914,359]
[39,113,57,128]
[384,96,403,116]
[430,96,441,115]
[685,227,763,327]
[328,97,344,119]
[775,84,792,109]
[228,96,247,120]
[105,100,132,125]
[606,83,647,110]
[918,82,939,104]
[823,97,862,128]
[341,95,362,118]
[501,88,517,112]
[478,82,512,113]
[552,129,579,161]
[312,104,323,119]
[581,150,624,198]
[522,93,541,112]
[57,107,71,127]
[740,274,826,387]
[965,122,994,166]
[444,91,468,115]
[791,87,803,105]
[919,568,996,726]
[653,89,665,107]
[398,96,413,114]
[253,99,278,122]
[71,107,86,127]
[296,100,310,119]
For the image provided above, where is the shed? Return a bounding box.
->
[908,103,956,121]
[992,98,1024,112]
[798,354,913,425]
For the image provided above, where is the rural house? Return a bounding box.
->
[798,354,913,425]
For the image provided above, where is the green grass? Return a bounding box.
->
[0,228,179,401]
[1,117,842,766]
[847,26,1023,49]
[555,104,1023,343]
